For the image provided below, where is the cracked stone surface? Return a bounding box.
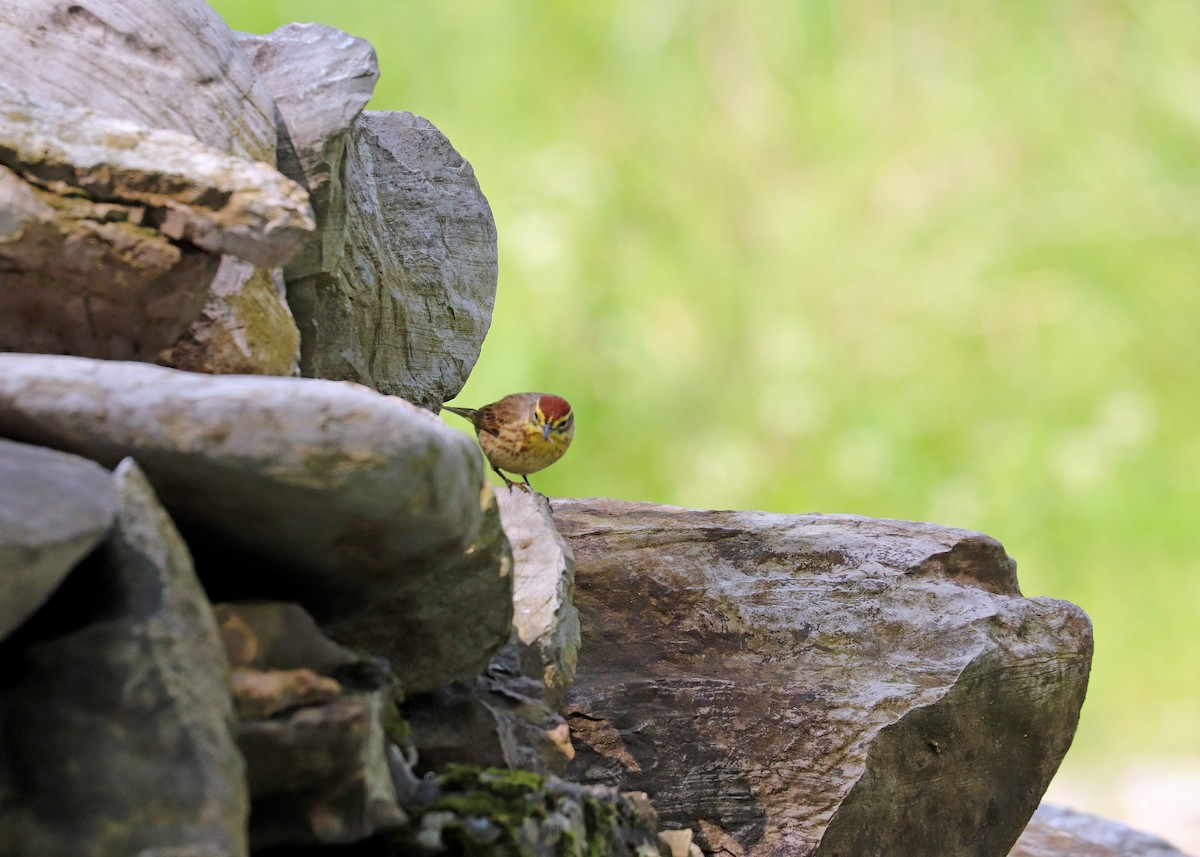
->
[553,498,1093,857]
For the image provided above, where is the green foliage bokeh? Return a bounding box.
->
[211,1,1200,777]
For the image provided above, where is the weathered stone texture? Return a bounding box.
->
[289,110,497,409]
[0,0,276,162]
[237,23,379,283]
[0,440,116,640]
[554,498,1093,857]
[0,353,512,693]
[497,487,580,707]
[0,459,247,857]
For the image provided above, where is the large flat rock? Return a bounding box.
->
[553,498,1093,857]
[0,353,513,693]
[0,0,276,162]
[0,1,309,372]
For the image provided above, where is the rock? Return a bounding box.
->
[0,459,247,857]
[406,492,578,776]
[213,598,407,848]
[231,666,342,720]
[659,828,704,857]
[553,498,1094,857]
[0,0,276,162]
[0,160,220,361]
[497,488,580,708]
[214,601,360,676]
[0,83,313,269]
[237,23,379,284]
[1010,818,1124,857]
[0,439,116,640]
[289,110,498,410]
[158,256,301,376]
[1012,804,1194,857]
[407,644,576,778]
[0,353,513,693]
[0,83,313,362]
[394,766,666,857]
[237,687,407,848]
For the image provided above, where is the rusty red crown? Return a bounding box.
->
[537,394,572,421]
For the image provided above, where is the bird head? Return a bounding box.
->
[535,394,574,441]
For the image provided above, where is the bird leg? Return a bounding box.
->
[493,465,531,493]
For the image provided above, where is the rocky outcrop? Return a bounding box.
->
[216,601,407,849]
[407,491,580,776]
[237,23,379,287]
[0,353,512,692]
[0,3,1139,855]
[0,0,276,161]
[553,498,1094,857]
[0,0,310,373]
[1011,804,1194,857]
[0,459,247,857]
[0,440,116,639]
[0,81,312,362]
[289,110,498,409]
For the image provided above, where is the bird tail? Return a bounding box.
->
[442,405,475,421]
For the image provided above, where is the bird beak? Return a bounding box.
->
[542,423,551,441]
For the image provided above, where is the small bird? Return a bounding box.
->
[443,393,575,492]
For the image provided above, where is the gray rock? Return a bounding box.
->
[0,0,276,162]
[0,84,313,362]
[0,0,311,373]
[237,688,407,849]
[407,643,576,777]
[553,498,1094,857]
[237,23,379,284]
[396,767,666,857]
[157,257,301,376]
[0,353,513,693]
[1012,804,1195,857]
[0,439,116,641]
[214,601,360,677]
[0,160,220,361]
[289,110,498,410]
[0,83,313,269]
[212,598,407,847]
[0,459,247,857]
[406,492,578,776]
[497,488,580,708]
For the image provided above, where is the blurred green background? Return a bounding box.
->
[213,0,1199,833]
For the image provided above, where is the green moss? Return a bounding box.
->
[382,696,411,747]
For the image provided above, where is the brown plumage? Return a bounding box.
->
[444,393,575,492]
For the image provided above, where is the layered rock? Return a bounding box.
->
[407,490,579,776]
[0,353,512,693]
[0,0,306,374]
[0,0,276,161]
[0,82,312,361]
[216,601,407,849]
[0,440,116,639]
[0,460,247,857]
[237,23,379,286]
[289,110,498,409]
[553,498,1094,857]
[1011,804,1194,857]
